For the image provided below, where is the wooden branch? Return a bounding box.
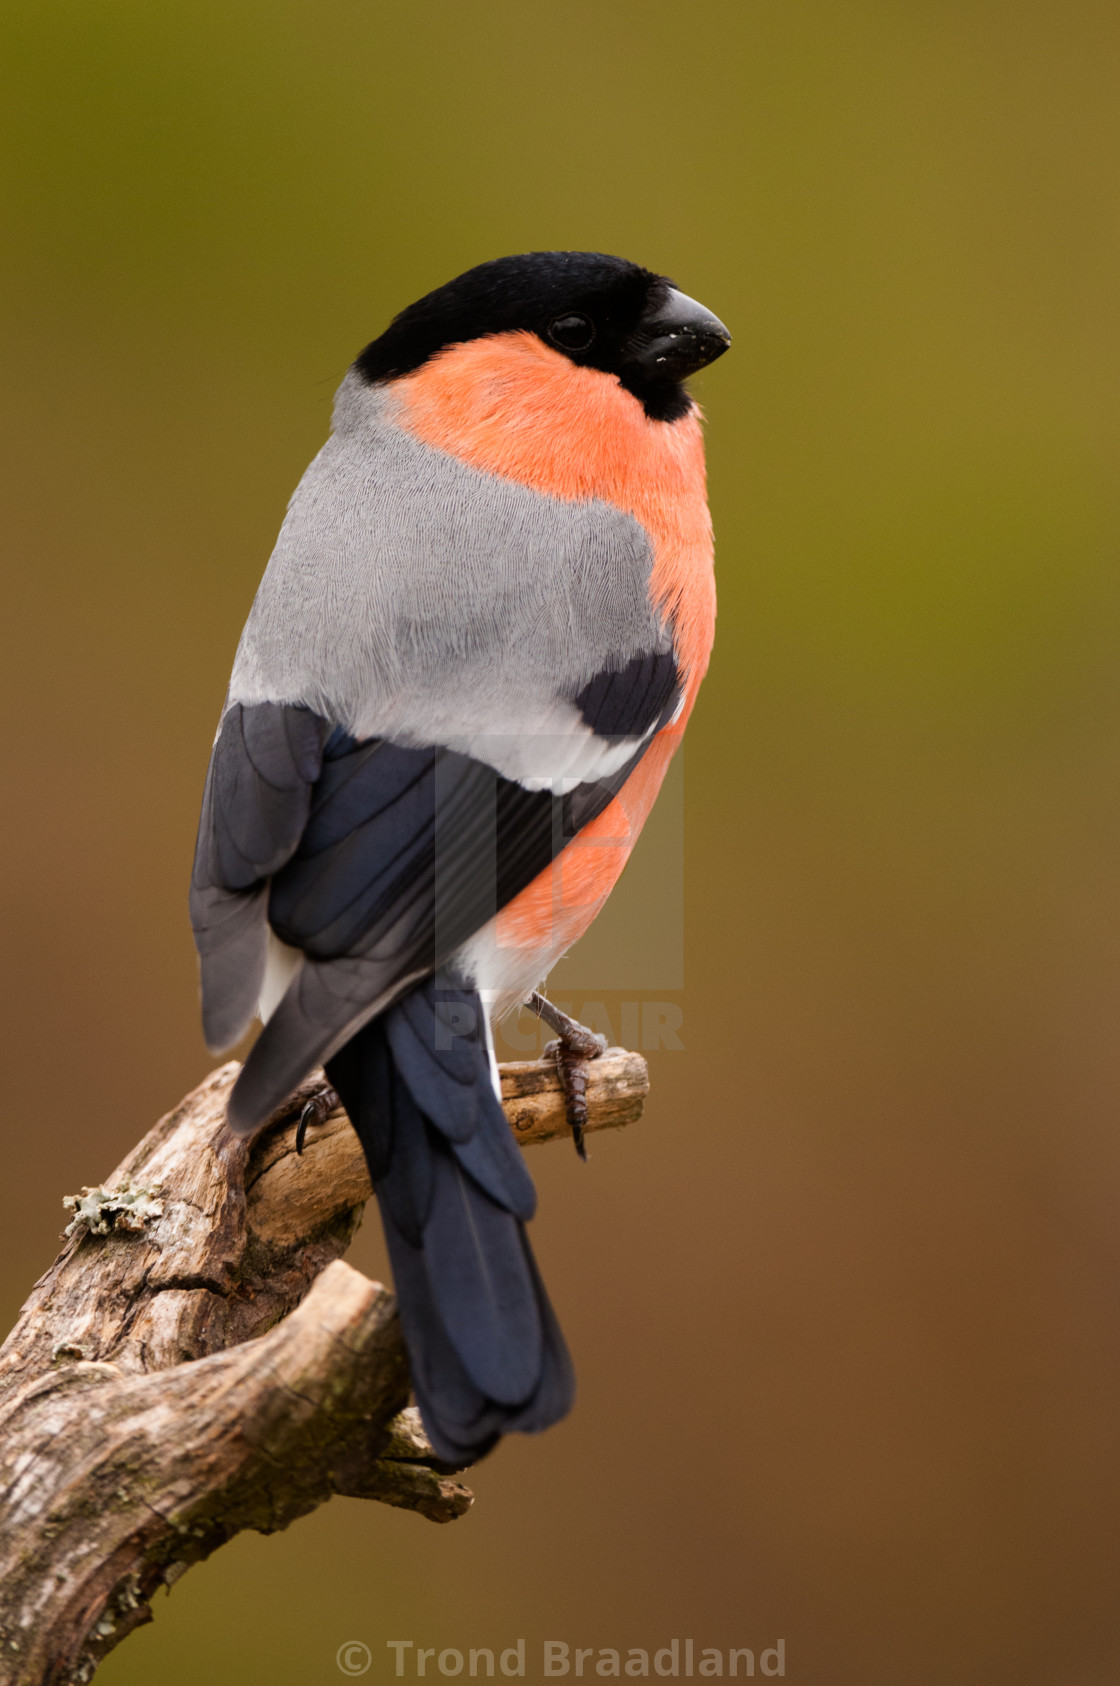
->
[0,1048,648,1684]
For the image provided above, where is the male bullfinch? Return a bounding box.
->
[190,252,729,1462]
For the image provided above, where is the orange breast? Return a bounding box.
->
[389,331,716,969]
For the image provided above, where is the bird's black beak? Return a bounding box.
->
[629,286,731,380]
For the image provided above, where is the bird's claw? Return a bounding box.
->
[528,992,606,1159]
[295,1084,340,1156]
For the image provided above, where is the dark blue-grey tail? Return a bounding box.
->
[325,979,575,1464]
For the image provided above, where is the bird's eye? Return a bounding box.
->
[548,313,595,351]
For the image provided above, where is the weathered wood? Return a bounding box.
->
[0,1047,648,1684]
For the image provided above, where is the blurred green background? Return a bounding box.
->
[4,1,1120,1681]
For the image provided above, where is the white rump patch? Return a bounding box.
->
[258,931,303,1024]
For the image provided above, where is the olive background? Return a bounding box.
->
[4,3,1120,1681]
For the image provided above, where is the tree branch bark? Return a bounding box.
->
[0,1048,648,1685]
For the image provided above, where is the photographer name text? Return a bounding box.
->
[383,1640,786,1678]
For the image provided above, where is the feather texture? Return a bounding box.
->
[190,702,330,1051]
[196,704,660,1134]
[326,980,572,1461]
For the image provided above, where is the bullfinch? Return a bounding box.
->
[190,251,729,1462]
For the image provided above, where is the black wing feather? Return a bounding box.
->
[573,648,680,739]
[190,702,331,1052]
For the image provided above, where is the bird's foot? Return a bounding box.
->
[295,1082,340,1156]
[527,992,607,1160]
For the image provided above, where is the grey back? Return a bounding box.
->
[229,374,671,787]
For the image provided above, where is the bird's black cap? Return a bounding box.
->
[354,251,730,423]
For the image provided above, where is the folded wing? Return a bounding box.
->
[190,646,680,1135]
